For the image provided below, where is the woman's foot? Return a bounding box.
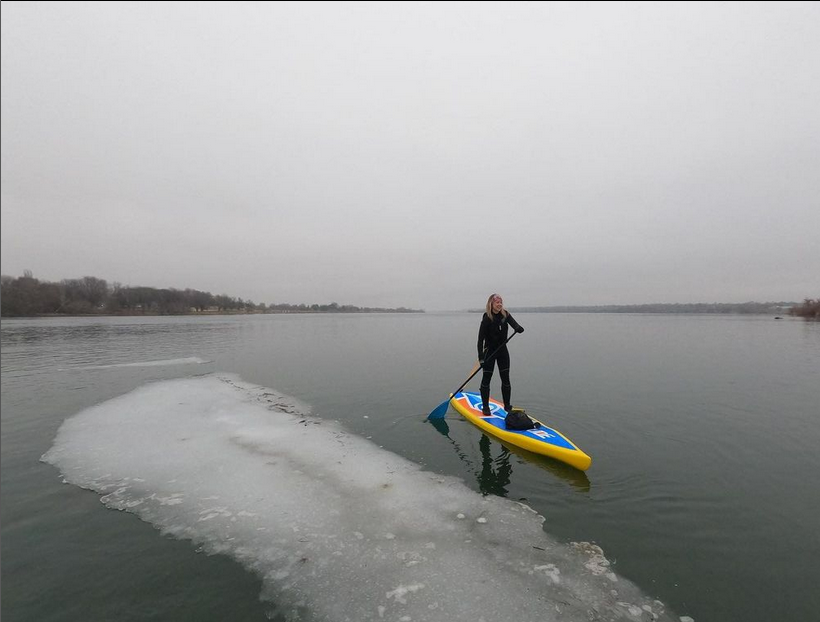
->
[480,385,491,415]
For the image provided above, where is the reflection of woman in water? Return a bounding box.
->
[428,419,514,497]
[478,434,513,497]
[429,420,592,493]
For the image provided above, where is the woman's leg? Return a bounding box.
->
[480,357,496,415]
[497,348,512,411]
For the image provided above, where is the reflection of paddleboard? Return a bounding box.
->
[450,391,592,471]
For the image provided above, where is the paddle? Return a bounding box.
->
[427,332,516,420]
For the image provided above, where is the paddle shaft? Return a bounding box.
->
[449,332,516,397]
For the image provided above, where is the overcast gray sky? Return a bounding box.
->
[2,1,818,311]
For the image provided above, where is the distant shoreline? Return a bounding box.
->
[0,273,425,317]
[469,302,797,315]
[4,303,802,319]
[2,309,425,319]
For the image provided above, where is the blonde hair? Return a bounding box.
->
[485,293,508,318]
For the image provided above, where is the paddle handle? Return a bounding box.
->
[450,332,516,397]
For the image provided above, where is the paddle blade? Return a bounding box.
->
[427,399,450,420]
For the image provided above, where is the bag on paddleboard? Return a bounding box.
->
[505,408,540,431]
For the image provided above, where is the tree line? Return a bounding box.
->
[0,272,423,317]
[506,302,797,315]
[790,299,820,319]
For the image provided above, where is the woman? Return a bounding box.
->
[477,293,524,415]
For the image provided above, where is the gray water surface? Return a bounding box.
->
[2,313,819,621]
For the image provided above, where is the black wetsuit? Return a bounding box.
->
[477,311,523,410]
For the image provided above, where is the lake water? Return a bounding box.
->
[2,313,818,621]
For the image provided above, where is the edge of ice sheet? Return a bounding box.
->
[42,374,682,622]
[75,356,211,370]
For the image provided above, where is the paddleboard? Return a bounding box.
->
[449,391,592,471]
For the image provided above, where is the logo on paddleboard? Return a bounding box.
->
[462,392,504,419]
